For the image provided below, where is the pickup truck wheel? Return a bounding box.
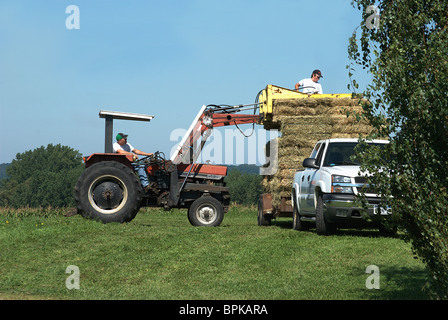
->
[74,161,142,223]
[188,196,224,227]
[315,193,334,235]
[292,197,309,231]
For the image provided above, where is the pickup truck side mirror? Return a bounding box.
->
[303,158,319,169]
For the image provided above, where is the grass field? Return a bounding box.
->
[0,206,428,300]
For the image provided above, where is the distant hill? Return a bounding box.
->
[0,163,10,180]
[226,164,259,175]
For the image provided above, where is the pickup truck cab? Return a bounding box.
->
[292,138,390,235]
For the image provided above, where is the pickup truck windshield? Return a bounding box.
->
[323,142,386,167]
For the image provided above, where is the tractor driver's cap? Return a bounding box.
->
[116,133,128,141]
[313,69,323,78]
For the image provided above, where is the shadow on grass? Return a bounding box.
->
[271,218,429,299]
[353,265,429,300]
[271,219,400,239]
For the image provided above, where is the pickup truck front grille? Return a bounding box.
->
[354,177,366,183]
[354,176,377,194]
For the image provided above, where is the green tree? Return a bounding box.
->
[0,144,84,208]
[348,0,448,298]
[225,169,262,206]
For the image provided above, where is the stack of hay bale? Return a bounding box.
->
[262,96,373,208]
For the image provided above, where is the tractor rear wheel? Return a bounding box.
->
[75,161,142,223]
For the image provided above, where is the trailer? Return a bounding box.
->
[255,85,366,227]
[257,194,292,226]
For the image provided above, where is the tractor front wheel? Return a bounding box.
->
[75,161,142,223]
[188,196,224,227]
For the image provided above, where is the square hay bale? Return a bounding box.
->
[261,97,372,207]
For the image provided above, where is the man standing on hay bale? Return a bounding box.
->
[295,69,323,94]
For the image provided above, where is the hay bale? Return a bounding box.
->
[261,96,372,207]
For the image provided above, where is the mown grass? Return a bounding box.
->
[0,205,428,300]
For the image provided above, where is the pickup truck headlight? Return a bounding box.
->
[332,175,354,194]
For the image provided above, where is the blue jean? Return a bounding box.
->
[132,164,149,188]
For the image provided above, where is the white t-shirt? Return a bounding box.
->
[298,78,323,94]
[113,142,135,153]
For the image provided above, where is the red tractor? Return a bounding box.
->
[74,104,261,226]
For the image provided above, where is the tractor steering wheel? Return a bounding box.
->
[136,154,155,164]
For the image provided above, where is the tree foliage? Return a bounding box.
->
[0,144,84,208]
[225,169,262,206]
[348,0,448,299]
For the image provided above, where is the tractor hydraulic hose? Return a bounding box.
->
[206,103,260,114]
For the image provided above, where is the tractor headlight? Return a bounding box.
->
[331,175,354,194]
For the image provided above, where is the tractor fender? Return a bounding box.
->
[83,153,134,170]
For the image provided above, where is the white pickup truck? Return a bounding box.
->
[291,138,390,235]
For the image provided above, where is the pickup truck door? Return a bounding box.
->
[300,168,316,213]
[300,143,325,213]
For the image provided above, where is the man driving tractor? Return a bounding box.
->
[113,132,153,192]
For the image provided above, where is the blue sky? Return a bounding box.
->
[0,0,370,164]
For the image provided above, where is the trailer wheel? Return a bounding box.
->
[188,196,224,227]
[74,161,142,223]
[257,197,272,226]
